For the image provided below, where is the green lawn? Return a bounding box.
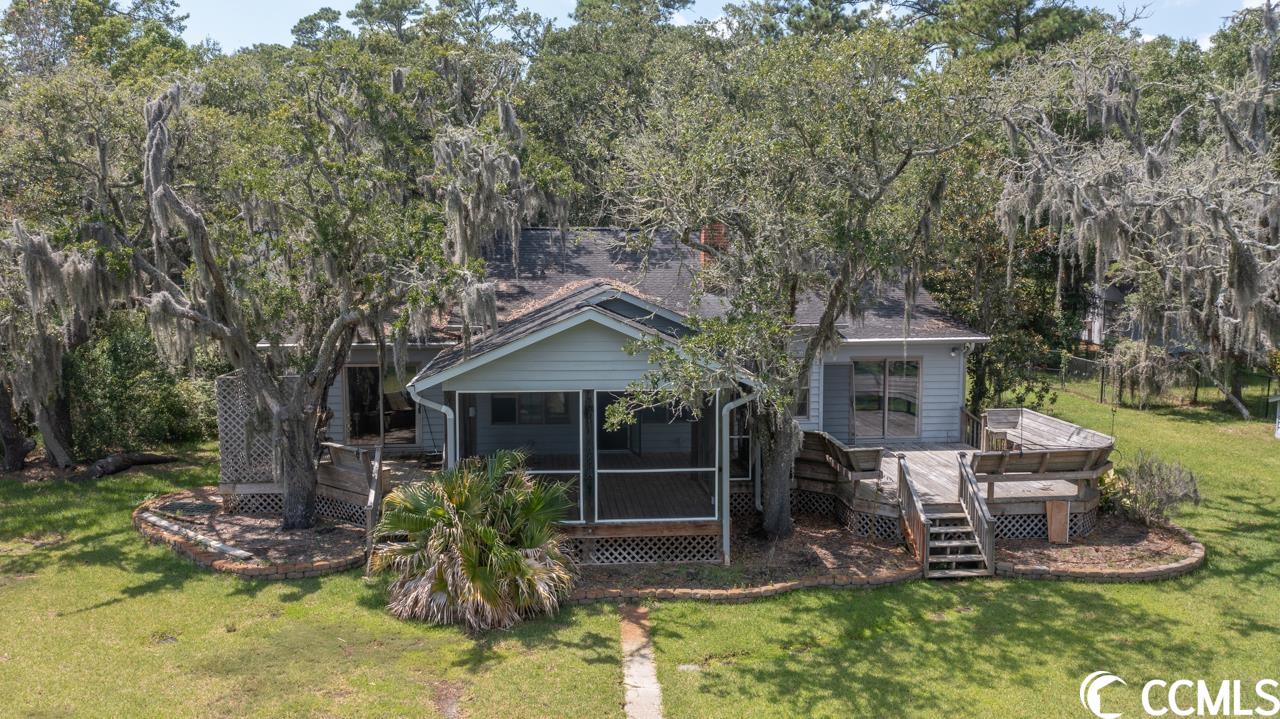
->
[0,451,623,719]
[1,392,1277,717]
[648,393,1280,718]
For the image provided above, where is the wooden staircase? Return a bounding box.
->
[923,510,990,578]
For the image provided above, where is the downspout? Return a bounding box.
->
[409,385,457,468]
[720,391,758,566]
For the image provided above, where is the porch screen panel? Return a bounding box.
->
[460,391,583,522]
[852,361,885,439]
[595,392,717,521]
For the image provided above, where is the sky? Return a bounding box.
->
[173,0,1261,52]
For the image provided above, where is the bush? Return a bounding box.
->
[370,450,575,632]
[66,312,220,457]
[1100,450,1201,526]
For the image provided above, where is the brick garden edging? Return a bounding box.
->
[566,565,924,605]
[994,524,1206,583]
[131,498,364,580]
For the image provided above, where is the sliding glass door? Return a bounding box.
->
[850,359,921,440]
[346,362,420,446]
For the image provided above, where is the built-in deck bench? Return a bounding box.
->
[317,443,383,550]
[983,408,1113,452]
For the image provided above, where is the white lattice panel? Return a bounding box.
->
[317,494,366,525]
[1069,509,1098,538]
[215,373,273,486]
[995,510,1099,540]
[223,492,283,517]
[588,534,720,564]
[995,513,1047,539]
[729,490,756,516]
[792,489,835,517]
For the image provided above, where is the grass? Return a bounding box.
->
[1,392,1277,717]
[0,448,623,719]
[647,392,1280,718]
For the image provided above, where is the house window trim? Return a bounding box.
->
[849,357,923,441]
[490,392,574,426]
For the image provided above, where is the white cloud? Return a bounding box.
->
[670,11,690,26]
[1241,0,1264,8]
[1197,33,1214,51]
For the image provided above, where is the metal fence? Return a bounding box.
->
[1047,354,1276,418]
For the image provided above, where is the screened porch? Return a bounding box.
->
[452,390,745,524]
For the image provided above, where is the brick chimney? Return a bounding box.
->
[699,222,727,266]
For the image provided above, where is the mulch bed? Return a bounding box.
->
[142,487,365,566]
[996,513,1197,571]
[575,514,917,593]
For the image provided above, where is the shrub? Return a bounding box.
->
[369,450,575,632]
[1101,450,1201,526]
[66,311,220,457]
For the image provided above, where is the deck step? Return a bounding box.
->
[929,524,974,534]
[929,553,986,563]
[931,539,979,548]
[929,569,990,579]
[925,512,969,520]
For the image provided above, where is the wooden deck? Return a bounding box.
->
[879,442,1080,509]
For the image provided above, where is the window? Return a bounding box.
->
[491,394,518,424]
[850,359,920,439]
[793,366,811,418]
[491,393,572,425]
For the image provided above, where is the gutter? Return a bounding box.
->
[719,391,758,566]
[409,390,457,469]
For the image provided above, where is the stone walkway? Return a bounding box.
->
[619,605,664,719]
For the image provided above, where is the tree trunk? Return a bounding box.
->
[35,396,75,469]
[0,380,35,472]
[753,411,801,540]
[69,452,178,482]
[276,411,319,530]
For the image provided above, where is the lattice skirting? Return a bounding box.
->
[223,490,364,526]
[833,499,903,543]
[729,488,757,516]
[1069,508,1099,538]
[568,534,722,564]
[729,488,901,543]
[792,488,836,517]
[995,508,1099,540]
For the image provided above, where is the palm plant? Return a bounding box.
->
[369,449,576,632]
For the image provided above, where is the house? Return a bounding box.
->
[218,228,1114,574]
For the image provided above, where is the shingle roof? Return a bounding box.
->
[482,228,985,341]
[414,281,679,384]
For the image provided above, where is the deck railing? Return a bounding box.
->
[956,452,995,575]
[896,454,931,576]
[960,408,984,449]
